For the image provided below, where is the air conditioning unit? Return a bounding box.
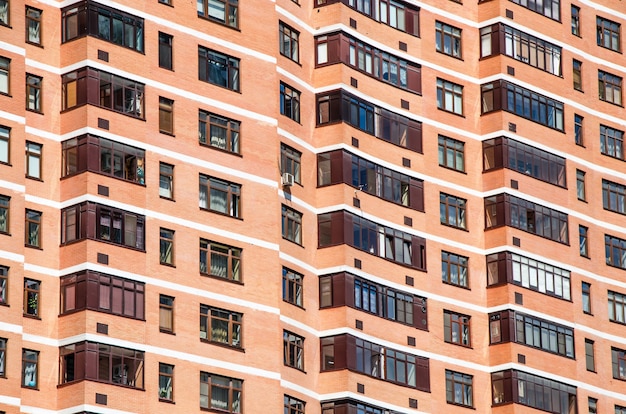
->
[282,172,295,187]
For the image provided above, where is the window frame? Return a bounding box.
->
[159,294,174,333]
[280,82,301,122]
[0,337,5,377]
[158,32,173,70]
[200,304,243,348]
[606,235,626,271]
[158,363,174,402]
[602,179,626,214]
[25,6,42,45]
[573,59,582,91]
[438,135,465,172]
[0,195,9,234]
[283,330,305,371]
[23,278,40,317]
[437,78,463,115]
[199,174,242,218]
[582,281,591,314]
[199,372,242,413]
[25,73,42,113]
[600,124,625,161]
[25,141,42,180]
[441,251,468,288]
[21,349,38,389]
[571,5,580,36]
[0,56,9,95]
[444,310,471,347]
[25,209,41,248]
[579,225,589,258]
[284,395,305,414]
[435,21,462,59]
[598,70,623,106]
[198,46,240,91]
[197,0,238,29]
[159,97,174,135]
[0,0,9,26]
[509,0,560,21]
[159,162,174,199]
[574,114,584,146]
[198,110,241,154]
[0,266,7,306]
[199,239,242,283]
[282,204,302,245]
[281,143,301,184]
[440,193,467,230]
[585,338,595,372]
[445,369,473,408]
[576,169,586,201]
[282,267,304,307]
[0,125,8,164]
[279,21,299,63]
[612,347,626,380]
[608,289,626,324]
[597,16,621,52]
[159,228,174,266]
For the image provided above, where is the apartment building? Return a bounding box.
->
[0,0,625,413]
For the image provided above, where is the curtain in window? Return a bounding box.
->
[28,21,40,43]
[210,251,227,278]
[211,385,229,410]
[0,1,7,24]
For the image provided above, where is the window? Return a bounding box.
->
[513,312,574,357]
[573,59,582,91]
[62,67,145,118]
[600,124,624,160]
[606,235,626,271]
[435,22,461,58]
[200,305,242,348]
[321,399,407,414]
[318,149,425,210]
[315,32,422,93]
[25,7,41,45]
[446,370,473,407]
[599,70,622,106]
[159,228,174,265]
[612,347,626,379]
[0,57,9,95]
[0,195,8,234]
[486,251,571,300]
[158,363,174,401]
[284,395,305,414]
[159,163,174,199]
[603,179,626,214]
[320,272,428,329]
[320,334,430,391]
[281,143,301,184]
[480,23,562,76]
[585,339,595,371]
[438,135,464,172]
[198,46,240,91]
[618,405,626,414]
[381,0,420,34]
[437,78,463,115]
[582,282,591,313]
[316,90,423,152]
[0,337,5,377]
[61,2,144,52]
[440,193,466,229]
[491,369,576,411]
[441,251,468,288]
[0,266,7,305]
[509,0,560,20]
[588,398,597,414]
[597,16,621,52]
[0,0,8,26]
[575,114,584,146]
[481,80,564,130]
[280,82,301,122]
[60,271,145,319]
[26,74,42,112]
[282,205,302,244]
[579,225,589,258]
[61,135,145,183]
[25,141,42,179]
[197,0,238,29]
[25,209,41,248]
[319,210,427,271]
[609,290,626,323]
[199,174,241,218]
[22,349,38,388]
[571,5,580,36]
[61,202,145,249]
[279,22,299,62]
[0,125,8,164]
[282,267,303,307]
[284,330,304,370]
[484,194,569,244]
[200,373,242,413]
[159,295,174,333]
[200,239,242,282]
[59,341,144,387]
[159,97,174,135]
[158,32,173,70]
[199,110,240,153]
[483,137,566,187]
[576,170,586,200]
[444,310,471,347]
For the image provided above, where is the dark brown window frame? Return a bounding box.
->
[199,238,242,283]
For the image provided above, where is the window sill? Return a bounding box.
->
[159,130,175,137]
[200,207,243,221]
[199,142,243,157]
[200,272,244,285]
[0,161,11,167]
[200,338,245,353]
[0,301,9,307]
[284,365,306,374]
[159,398,175,404]
[21,385,39,390]
[25,175,43,182]
[159,329,175,335]
[282,236,304,247]
[197,14,240,32]
[23,313,41,320]
[0,231,10,237]
[440,222,469,232]
[282,299,305,310]
[160,262,176,268]
[25,41,43,48]
[24,244,43,250]
[437,107,465,118]
[159,195,175,201]
[436,50,463,61]
[438,164,466,175]
[0,92,11,98]
[25,108,44,115]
